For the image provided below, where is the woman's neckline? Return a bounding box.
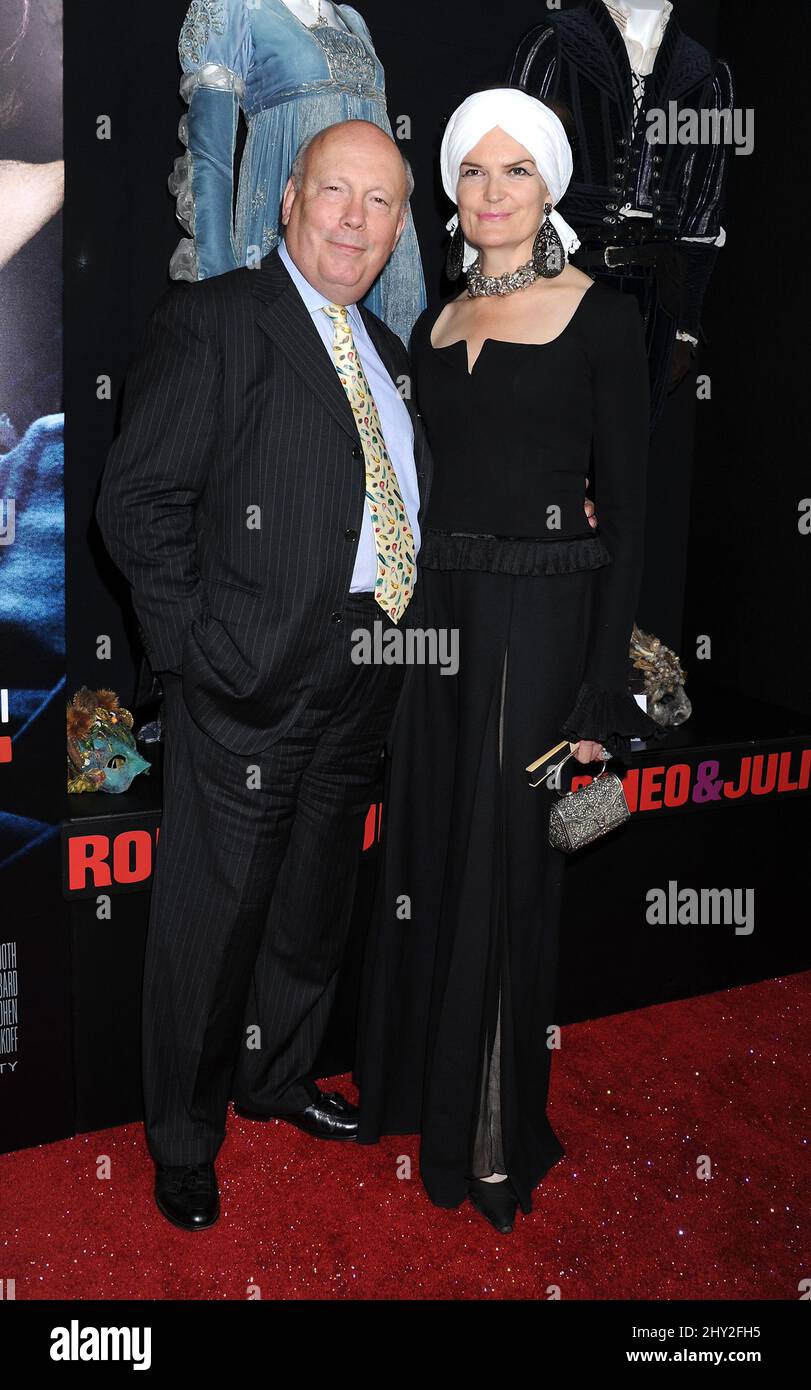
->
[428,280,597,377]
[275,1,350,37]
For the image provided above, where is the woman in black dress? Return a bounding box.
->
[355,89,661,1232]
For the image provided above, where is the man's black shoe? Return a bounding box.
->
[154,1162,220,1230]
[234,1088,358,1141]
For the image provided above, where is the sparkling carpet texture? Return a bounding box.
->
[2,975,807,1300]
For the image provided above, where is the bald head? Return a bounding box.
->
[280,120,412,305]
[291,121,414,209]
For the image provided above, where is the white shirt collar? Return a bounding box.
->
[277,236,364,333]
[603,1,673,76]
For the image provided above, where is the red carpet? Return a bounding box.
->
[2,974,807,1300]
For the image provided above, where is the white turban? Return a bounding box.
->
[439,87,581,271]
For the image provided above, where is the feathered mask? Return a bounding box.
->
[630,625,691,728]
[67,686,151,794]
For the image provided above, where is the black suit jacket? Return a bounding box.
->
[96,247,433,755]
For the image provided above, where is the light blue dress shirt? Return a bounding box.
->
[278,236,421,593]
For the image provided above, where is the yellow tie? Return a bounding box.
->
[322,302,415,623]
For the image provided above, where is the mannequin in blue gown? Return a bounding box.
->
[168,0,426,344]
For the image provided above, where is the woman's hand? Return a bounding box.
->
[569,739,607,766]
[584,476,597,528]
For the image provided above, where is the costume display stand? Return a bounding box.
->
[510,0,733,652]
[60,677,811,1136]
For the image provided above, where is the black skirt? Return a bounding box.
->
[354,530,611,1215]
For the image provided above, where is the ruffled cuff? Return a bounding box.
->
[168,112,200,282]
[561,680,667,767]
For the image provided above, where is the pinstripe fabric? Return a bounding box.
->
[96,247,432,756]
[145,596,404,1165]
[95,248,433,1165]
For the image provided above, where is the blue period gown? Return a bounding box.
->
[168,0,426,344]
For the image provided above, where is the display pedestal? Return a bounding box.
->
[559,676,811,1021]
[62,677,810,1136]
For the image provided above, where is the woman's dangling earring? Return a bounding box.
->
[445,220,465,281]
[533,202,566,278]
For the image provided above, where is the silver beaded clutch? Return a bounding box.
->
[546,750,630,853]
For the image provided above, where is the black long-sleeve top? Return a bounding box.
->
[410,280,662,762]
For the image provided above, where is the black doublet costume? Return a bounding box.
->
[509,0,733,427]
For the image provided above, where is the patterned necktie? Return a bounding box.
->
[322,302,415,623]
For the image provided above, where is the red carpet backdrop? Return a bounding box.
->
[2,976,807,1300]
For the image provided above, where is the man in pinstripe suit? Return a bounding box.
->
[96,120,432,1230]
